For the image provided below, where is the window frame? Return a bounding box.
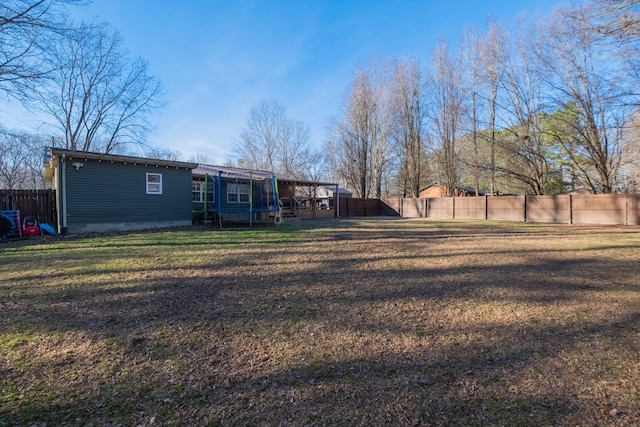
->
[227,182,250,204]
[146,173,162,195]
[192,180,215,203]
[192,181,202,202]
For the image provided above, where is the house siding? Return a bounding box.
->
[418,184,482,198]
[61,158,193,233]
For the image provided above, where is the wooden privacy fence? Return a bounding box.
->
[3,192,634,229]
[380,194,640,226]
[0,189,57,229]
[337,198,380,217]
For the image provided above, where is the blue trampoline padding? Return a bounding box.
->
[40,223,57,235]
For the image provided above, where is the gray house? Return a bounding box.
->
[192,164,341,225]
[192,164,279,225]
[44,148,197,234]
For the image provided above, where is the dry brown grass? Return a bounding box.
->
[1,218,640,426]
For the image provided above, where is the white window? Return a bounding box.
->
[192,181,215,202]
[227,182,250,203]
[239,184,250,203]
[192,181,203,201]
[146,173,162,194]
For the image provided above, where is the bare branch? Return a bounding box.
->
[34,22,163,153]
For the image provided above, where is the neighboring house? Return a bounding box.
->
[313,186,352,211]
[316,186,353,199]
[419,183,486,198]
[568,188,593,195]
[44,148,197,234]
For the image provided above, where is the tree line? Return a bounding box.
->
[234,1,640,197]
[3,1,640,196]
[326,1,640,197]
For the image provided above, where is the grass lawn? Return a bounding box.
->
[1,218,640,426]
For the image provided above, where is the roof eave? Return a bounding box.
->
[46,147,198,169]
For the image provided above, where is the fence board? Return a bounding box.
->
[379,198,401,217]
[367,199,380,216]
[487,196,525,221]
[572,194,627,225]
[427,198,454,219]
[526,195,571,223]
[454,197,486,219]
[402,198,425,218]
[629,194,640,226]
[349,198,365,216]
[337,198,367,217]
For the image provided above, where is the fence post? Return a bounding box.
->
[485,195,488,220]
[523,194,527,222]
[626,195,629,226]
[569,194,573,224]
[452,196,455,219]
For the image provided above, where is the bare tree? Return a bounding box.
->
[0,0,80,102]
[328,60,396,198]
[188,152,214,166]
[328,67,371,198]
[493,18,553,195]
[586,0,640,38]
[304,149,330,183]
[33,22,162,153]
[278,117,313,179]
[478,19,506,195]
[327,88,369,198]
[392,57,425,197]
[234,100,281,172]
[369,63,396,198]
[618,109,640,192]
[0,130,27,188]
[0,128,47,189]
[427,41,465,197]
[145,146,183,161]
[459,28,485,195]
[233,99,314,179]
[545,7,629,193]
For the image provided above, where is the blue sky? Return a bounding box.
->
[8,0,569,163]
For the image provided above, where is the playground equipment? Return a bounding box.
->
[40,223,57,235]
[193,165,282,229]
[212,170,281,229]
[0,210,22,240]
[192,164,339,227]
[0,210,56,240]
[22,214,41,236]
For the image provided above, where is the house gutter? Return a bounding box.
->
[249,171,253,228]
[204,173,208,223]
[61,153,68,233]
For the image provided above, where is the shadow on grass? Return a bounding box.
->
[5,248,636,330]
[1,221,640,425]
